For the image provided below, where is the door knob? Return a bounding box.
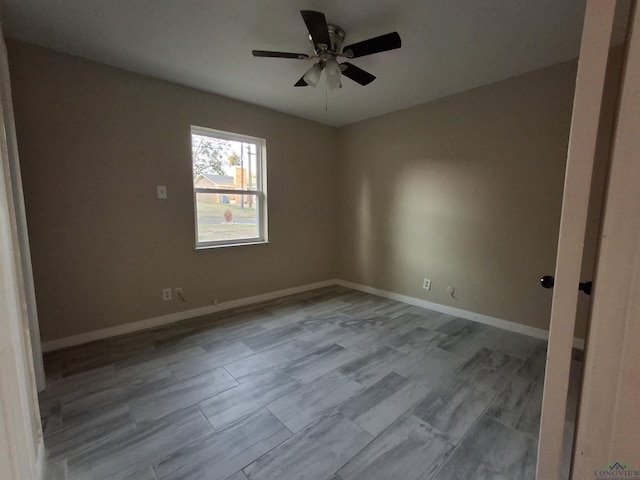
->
[579,281,592,295]
[540,275,592,295]
[540,275,555,289]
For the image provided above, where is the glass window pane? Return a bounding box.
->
[191,126,266,247]
[192,135,258,192]
[195,192,258,243]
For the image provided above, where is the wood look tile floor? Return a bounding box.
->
[41,287,580,480]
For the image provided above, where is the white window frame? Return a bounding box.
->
[191,126,268,249]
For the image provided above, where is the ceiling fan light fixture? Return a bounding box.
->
[327,72,342,90]
[303,63,322,87]
[325,58,342,90]
[327,78,342,90]
[325,58,340,77]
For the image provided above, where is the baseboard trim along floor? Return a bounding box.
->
[336,280,585,351]
[40,280,336,352]
[41,279,585,352]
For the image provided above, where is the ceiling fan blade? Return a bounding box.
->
[342,32,401,58]
[340,62,376,86]
[294,76,309,87]
[301,10,331,50]
[252,50,310,59]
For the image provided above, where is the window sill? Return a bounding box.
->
[195,240,269,250]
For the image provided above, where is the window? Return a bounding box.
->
[191,126,267,248]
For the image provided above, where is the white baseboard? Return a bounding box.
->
[41,277,585,352]
[41,280,337,352]
[335,279,585,350]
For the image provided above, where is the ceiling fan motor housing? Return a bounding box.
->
[310,24,345,57]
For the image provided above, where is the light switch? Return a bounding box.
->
[157,185,167,199]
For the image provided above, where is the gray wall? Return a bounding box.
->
[8,41,338,342]
[9,41,593,342]
[337,61,578,332]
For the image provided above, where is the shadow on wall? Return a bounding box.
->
[339,60,579,332]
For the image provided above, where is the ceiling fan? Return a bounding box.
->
[252,10,401,89]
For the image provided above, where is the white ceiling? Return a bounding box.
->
[0,0,588,126]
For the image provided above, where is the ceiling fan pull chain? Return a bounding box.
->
[325,78,328,112]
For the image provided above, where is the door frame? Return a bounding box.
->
[538,0,640,477]
[536,1,621,478]
[0,25,45,480]
[0,33,46,392]
[571,1,640,474]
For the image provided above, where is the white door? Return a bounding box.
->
[537,1,638,478]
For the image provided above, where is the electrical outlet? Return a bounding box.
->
[157,185,167,199]
[423,278,432,290]
[162,288,172,301]
[175,287,183,295]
